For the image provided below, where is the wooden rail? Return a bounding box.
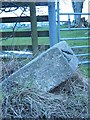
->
[0,16,48,23]
[0,31,49,38]
[1,2,48,8]
[0,2,90,64]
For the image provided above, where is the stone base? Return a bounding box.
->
[2,41,79,93]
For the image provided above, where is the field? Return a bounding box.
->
[0,26,89,46]
[0,26,89,119]
[0,26,89,77]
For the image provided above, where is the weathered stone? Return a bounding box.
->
[1,41,79,93]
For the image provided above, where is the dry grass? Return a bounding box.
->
[1,70,89,119]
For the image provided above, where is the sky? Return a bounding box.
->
[0,0,89,22]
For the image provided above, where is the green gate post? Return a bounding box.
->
[30,2,38,56]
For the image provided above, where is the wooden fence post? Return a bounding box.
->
[30,2,38,56]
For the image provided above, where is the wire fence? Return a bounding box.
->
[0,3,89,119]
[57,12,90,65]
[0,2,90,82]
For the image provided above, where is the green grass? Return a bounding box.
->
[61,30,88,38]
[0,26,89,46]
[0,92,3,102]
[0,26,89,77]
[0,37,88,47]
[79,65,89,77]
[0,37,50,46]
[0,37,88,46]
[67,40,88,46]
[0,86,3,103]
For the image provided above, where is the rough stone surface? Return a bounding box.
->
[2,41,79,93]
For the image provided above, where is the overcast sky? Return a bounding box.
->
[0,0,88,22]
